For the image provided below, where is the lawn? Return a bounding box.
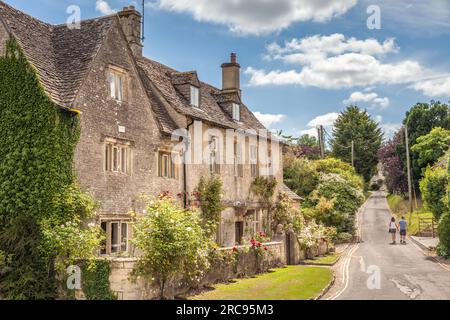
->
[303,252,341,266]
[189,266,333,300]
[387,194,433,235]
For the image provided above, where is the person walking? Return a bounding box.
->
[389,217,399,244]
[399,216,407,244]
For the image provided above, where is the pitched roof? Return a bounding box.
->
[137,57,266,132]
[0,1,267,133]
[0,1,113,108]
[281,184,302,201]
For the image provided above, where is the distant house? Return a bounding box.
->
[0,2,298,252]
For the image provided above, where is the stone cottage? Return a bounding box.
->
[0,2,297,252]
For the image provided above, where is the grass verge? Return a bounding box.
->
[189,266,333,300]
[303,252,341,266]
[387,194,433,236]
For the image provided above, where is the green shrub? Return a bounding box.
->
[308,173,365,233]
[81,260,117,300]
[420,166,449,220]
[438,214,450,258]
[131,196,212,299]
[195,176,224,238]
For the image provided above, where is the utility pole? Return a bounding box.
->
[405,126,414,214]
[317,125,325,159]
[351,140,355,167]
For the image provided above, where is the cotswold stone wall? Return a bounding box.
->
[107,241,286,300]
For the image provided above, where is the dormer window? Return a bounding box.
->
[232,103,241,122]
[190,86,199,107]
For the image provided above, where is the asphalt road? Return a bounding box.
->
[335,192,450,300]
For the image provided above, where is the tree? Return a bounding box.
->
[411,127,450,171]
[332,106,383,181]
[283,158,319,198]
[404,101,450,184]
[378,131,408,195]
[131,196,211,299]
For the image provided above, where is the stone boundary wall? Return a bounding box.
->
[108,241,286,300]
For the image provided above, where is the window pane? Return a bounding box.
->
[121,223,128,252]
[117,76,123,101]
[113,147,119,172]
[105,145,111,171]
[109,73,116,99]
[163,155,169,177]
[233,104,240,121]
[111,222,119,253]
[190,86,199,107]
[121,148,127,174]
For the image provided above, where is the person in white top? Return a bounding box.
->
[389,217,399,244]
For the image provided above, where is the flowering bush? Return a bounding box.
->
[131,196,212,299]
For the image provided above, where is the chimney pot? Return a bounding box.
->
[231,53,237,64]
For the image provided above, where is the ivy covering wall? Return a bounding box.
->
[0,38,80,299]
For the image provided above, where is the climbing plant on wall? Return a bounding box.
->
[195,176,224,238]
[0,37,99,299]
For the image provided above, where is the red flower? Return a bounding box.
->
[264,246,268,251]
[232,247,238,253]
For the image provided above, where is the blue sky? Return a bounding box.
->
[4,0,450,139]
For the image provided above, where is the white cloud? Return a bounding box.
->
[246,34,423,89]
[344,91,390,109]
[411,75,450,98]
[149,0,358,35]
[254,112,286,128]
[300,112,340,137]
[375,116,401,138]
[362,0,450,35]
[96,0,116,15]
[307,112,340,127]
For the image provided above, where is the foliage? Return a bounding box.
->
[332,106,383,181]
[315,158,364,190]
[250,176,278,202]
[378,132,408,195]
[0,38,82,299]
[297,220,328,250]
[281,134,321,160]
[131,196,211,299]
[438,214,450,258]
[81,260,117,300]
[420,167,449,220]
[404,101,450,185]
[194,176,225,238]
[411,127,450,171]
[308,173,365,233]
[272,193,304,233]
[283,158,319,198]
[40,183,103,274]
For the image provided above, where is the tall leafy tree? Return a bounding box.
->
[378,130,408,195]
[332,106,383,181]
[404,101,450,184]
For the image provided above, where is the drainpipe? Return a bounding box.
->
[184,119,195,208]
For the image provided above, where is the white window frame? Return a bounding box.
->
[190,86,200,107]
[101,221,129,255]
[232,103,241,122]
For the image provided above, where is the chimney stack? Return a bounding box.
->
[118,6,143,58]
[221,53,241,95]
